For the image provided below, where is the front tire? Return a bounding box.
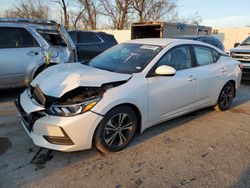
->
[94,106,138,153]
[214,82,235,111]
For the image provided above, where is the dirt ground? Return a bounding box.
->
[0,84,250,188]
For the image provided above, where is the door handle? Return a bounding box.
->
[27,51,39,56]
[187,75,196,81]
[220,67,226,73]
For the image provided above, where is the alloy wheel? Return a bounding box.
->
[219,83,234,109]
[103,113,135,148]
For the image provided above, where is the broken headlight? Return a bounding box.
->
[47,97,101,117]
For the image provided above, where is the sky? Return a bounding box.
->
[1,0,250,28]
[177,0,250,27]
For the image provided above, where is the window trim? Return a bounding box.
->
[37,29,67,47]
[76,32,104,45]
[191,44,221,67]
[146,44,195,78]
[0,27,39,49]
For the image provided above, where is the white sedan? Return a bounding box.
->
[16,39,242,152]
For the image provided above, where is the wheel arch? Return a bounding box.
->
[226,79,236,97]
[113,103,142,133]
[91,102,143,148]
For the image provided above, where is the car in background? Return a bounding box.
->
[68,30,117,62]
[0,18,77,89]
[16,38,242,153]
[174,35,225,51]
[229,36,250,80]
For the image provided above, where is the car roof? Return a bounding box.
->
[126,38,226,53]
[126,38,183,47]
[176,35,216,39]
[0,18,59,28]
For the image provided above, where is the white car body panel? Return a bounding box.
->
[17,38,242,152]
[147,69,197,124]
[20,89,45,114]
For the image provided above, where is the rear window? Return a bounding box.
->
[37,30,67,46]
[0,27,39,48]
[78,32,102,44]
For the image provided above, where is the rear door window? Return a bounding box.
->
[194,46,214,66]
[157,45,192,70]
[211,49,220,62]
[78,32,102,44]
[37,30,67,46]
[0,27,39,48]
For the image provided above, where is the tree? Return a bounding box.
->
[99,0,131,30]
[68,8,85,29]
[4,0,50,19]
[49,0,70,28]
[132,0,177,22]
[78,0,98,30]
[176,12,202,25]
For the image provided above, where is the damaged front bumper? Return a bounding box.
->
[15,89,103,152]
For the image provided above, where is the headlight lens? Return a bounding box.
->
[47,98,101,116]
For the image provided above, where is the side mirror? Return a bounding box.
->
[155,65,176,76]
[234,43,240,48]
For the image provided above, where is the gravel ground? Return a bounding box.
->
[0,84,250,188]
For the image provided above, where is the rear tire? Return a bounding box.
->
[94,106,138,153]
[214,82,235,111]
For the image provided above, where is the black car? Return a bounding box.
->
[68,30,118,62]
[175,35,225,51]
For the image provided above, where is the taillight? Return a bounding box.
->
[238,63,243,71]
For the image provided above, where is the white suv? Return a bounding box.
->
[0,18,77,89]
[230,36,250,80]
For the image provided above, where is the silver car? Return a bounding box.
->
[0,18,77,89]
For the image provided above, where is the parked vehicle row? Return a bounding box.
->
[68,30,117,62]
[0,18,228,90]
[16,38,242,152]
[0,19,118,89]
[0,18,77,89]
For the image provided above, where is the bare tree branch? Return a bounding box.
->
[78,0,97,29]
[4,0,50,19]
[132,0,177,22]
[49,0,69,28]
[99,0,131,30]
[69,8,85,29]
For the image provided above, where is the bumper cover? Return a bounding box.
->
[16,90,103,152]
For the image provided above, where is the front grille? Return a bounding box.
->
[231,52,250,63]
[15,97,45,132]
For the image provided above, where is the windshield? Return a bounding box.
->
[240,36,250,46]
[88,43,162,74]
[37,30,67,46]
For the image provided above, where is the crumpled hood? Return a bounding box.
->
[31,63,131,97]
[230,45,250,53]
